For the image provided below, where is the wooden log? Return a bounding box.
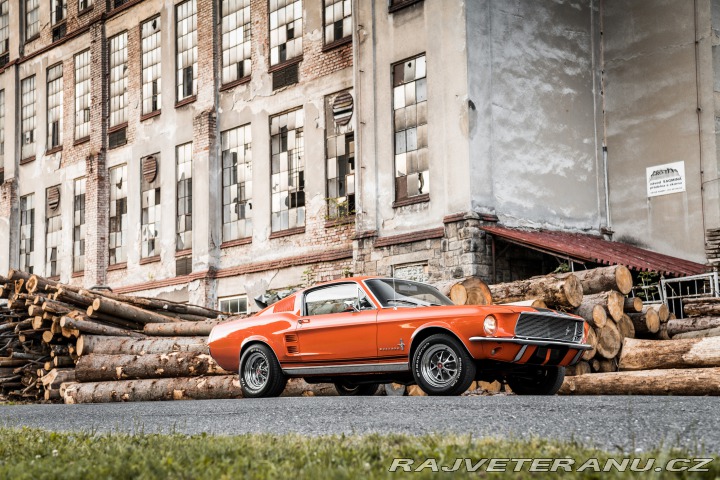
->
[44,389,60,401]
[574,303,607,329]
[434,277,492,306]
[627,310,660,334]
[90,297,182,325]
[85,307,143,330]
[62,375,243,403]
[684,301,720,318]
[53,288,94,309]
[488,274,583,308]
[59,316,146,338]
[643,304,669,323]
[52,356,74,368]
[77,335,209,356]
[565,361,591,376]
[40,368,76,388]
[616,314,636,339]
[590,358,600,372]
[673,326,720,339]
[499,299,547,309]
[594,322,622,359]
[75,352,228,382]
[143,320,225,337]
[596,359,616,373]
[559,367,720,396]
[624,297,643,313]
[557,265,633,295]
[667,316,720,336]
[580,291,625,323]
[0,358,30,367]
[581,327,597,361]
[619,337,720,370]
[82,289,223,319]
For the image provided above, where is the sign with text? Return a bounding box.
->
[646,161,686,197]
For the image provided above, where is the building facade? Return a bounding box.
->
[0,0,718,311]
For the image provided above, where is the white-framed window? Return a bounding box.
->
[141,155,161,258]
[20,194,35,274]
[176,0,197,101]
[47,64,63,150]
[51,0,66,25]
[176,143,192,251]
[219,295,248,314]
[221,124,253,241]
[74,50,91,141]
[45,186,62,277]
[73,178,86,273]
[392,54,428,202]
[269,0,302,66]
[78,0,92,12]
[270,108,304,231]
[109,32,128,128]
[109,164,128,265]
[0,0,9,60]
[221,0,251,84]
[141,16,161,115]
[25,0,39,40]
[20,76,36,160]
[323,0,351,45]
[0,89,5,155]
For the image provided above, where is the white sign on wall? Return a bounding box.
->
[646,161,686,198]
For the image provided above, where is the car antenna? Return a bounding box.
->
[392,274,398,310]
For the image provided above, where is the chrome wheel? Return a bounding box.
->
[420,345,459,388]
[243,351,269,392]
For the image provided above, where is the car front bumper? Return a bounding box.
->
[468,336,591,365]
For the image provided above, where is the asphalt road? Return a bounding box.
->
[0,395,716,453]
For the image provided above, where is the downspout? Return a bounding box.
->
[598,0,612,234]
[693,0,708,245]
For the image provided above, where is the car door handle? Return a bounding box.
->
[298,319,310,325]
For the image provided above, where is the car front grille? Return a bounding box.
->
[514,312,584,343]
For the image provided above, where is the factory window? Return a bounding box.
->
[108,164,128,265]
[73,178,86,273]
[20,76,36,161]
[141,155,161,258]
[219,295,248,314]
[176,0,197,102]
[325,90,355,219]
[221,0,251,85]
[78,0,92,12]
[109,32,128,146]
[176,142,193,251]
[0,0,9,66]
[269,0,302,66]
[74,50,91,141]
[221,124,253,242]
[323,0,351,46]
[51,0,66,24]
[392,54,428,202]
[388,0,423,13]
[0,90,4,155]
[20,194,35,274]
[45,186,62,278]
[46,64,63,150]
[270,108,304,232]
[25,0,39,40]
[141,16,161,115]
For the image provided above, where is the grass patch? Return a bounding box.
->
[0,427,716,479]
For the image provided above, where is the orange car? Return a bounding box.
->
[208,277,591,397]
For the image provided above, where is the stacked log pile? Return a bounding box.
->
[668,297,720,339]
[0,270,240,403]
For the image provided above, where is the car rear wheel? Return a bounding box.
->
[412,334,476,396]
[334,382,380,396]
[239,343,287,398]
[506,366,565,395]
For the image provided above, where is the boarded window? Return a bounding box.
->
[221,124,253,241]
[269,0,302,66]
[270,108,305,232]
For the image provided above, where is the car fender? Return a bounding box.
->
[240,335,276,357]
[410,321,474,355]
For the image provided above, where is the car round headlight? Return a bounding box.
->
[484,315,497,336]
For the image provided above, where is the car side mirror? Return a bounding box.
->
[343,300,360,312]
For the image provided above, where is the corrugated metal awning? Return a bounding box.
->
[481,225,707,277]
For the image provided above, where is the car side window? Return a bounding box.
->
[305,283,374,316]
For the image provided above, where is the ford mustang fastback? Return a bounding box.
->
[208,277,591,397]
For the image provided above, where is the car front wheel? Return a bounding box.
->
[506,366,565,395]
[239,343,287,398]
[334,382,380,396]
[412,334,476,396]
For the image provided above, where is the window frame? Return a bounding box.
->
[302,282,376,317]
[20,75,36,161]
[175,0,198,104]
[73,177,86,273]
[218,295,249,315]
[220,0,252,87]
[267,0,303,68]
[108,164,128,265]
[221,123,253,243]
[46,63,64,152]
[74,49,91,142]
[176,142,193,252]
[141,15,162,117]
[269,107,305,233]
[322,0,352,50]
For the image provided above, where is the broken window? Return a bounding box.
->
[109,32,128,135]
[25,0,39,40]
[73,178,86,273]
[74,50,91,141]
[20,76,36,160]
[20,194,35,274]
[141,16,162,115]
[45,186,62,277]
[46,64,63,150]
[221,124,253,241]
[325,90,355,219]
[176,142,193,251]
[269,0,302,66]
[270,108,305,231]
[141,155,161,258]
[392,54,428,201]
[108,164,128,265]
[221,0,251,85]
[0,0,9,65]
[176,0,197,101]
[323,0,351,45]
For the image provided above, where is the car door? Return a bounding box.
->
[296,282,377,363]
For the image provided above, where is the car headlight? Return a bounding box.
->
[483,315,497,336]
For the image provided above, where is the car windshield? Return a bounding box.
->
[364,279,454,308]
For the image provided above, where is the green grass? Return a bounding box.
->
[0,427,716,479]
